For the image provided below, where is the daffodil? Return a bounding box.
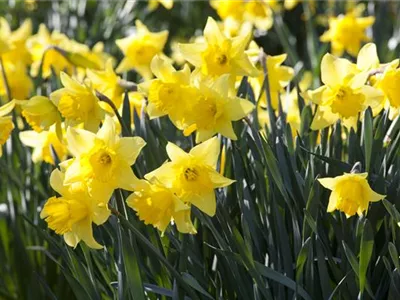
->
[249,53,294,110]
[50,72,104,132]
[19,125,67,164]
[306,54,383,130]
[127,180,195,234]
[281,71,312,136]
[145,137,234,216]
[178,17,259,78]
[0,61,33,100]
[41,168,112,249]
[0,100,15,157]
[184,75,255,143]
[116,20,168,79]
[138,55,192,127]
[284,0,299,10]
[27,24,74,78]
[148,0,173,11]
[87,60,124,111]
[356,43,400,119]
[64,115,146,191]
[0,18,32,66]
[320,8,375,57]
[16,96,60,132]
[318,172,385,218]
[210,0,275,31]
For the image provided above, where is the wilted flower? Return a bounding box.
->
[116,20,168,79]
[145,137,234,216]
[318,172,385,217]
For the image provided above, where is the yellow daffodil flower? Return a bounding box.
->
[27,24,74,78]
[306,53,383,130]
[320,8,375,57]
[87,60,124,111]
[127,180,196,234]
[16,96,60,132]
[249,53,294,110]
[64,115,146,191]
[148,0,173,11]
[318,172,385,218]
[0,100,15,157]
[281,71,312,136]
[19,125,67,164]
[138,55,192,127]
[41,168,112,249]
[0,18,32,66]
[178,17,259,78]
[50,72,104,132]
[145,137,234,216]
[0,61,33,100]
[284,0,299,10]
[184,74,255,143]
[116,20,168,79]
[211,0,275,31]
[356,43,400,119]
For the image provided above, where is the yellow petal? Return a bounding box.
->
[187,192,216,217]
[166,142,188,162]
[208,169,235,188]
[144,162,174,187]
[203,17,225,45]
[0,100,15,117]
[64,232,80,248]
[66,127,96,157]
[228,98,255,121]
[357,43,379,71]
[178,43,206,67]
[327,193,338,212]
[96,116,117,147]
[116,137,146,165]
[310,106,339,130]
[321,54,355,87]
[174,209,196,234]
[74,219,103,249]
[190,136,220,168]
[318,177,336,190]
[150,55,176,81]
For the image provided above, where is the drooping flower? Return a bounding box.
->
[19,125,67,164]
[127,180,195,234]
[0,100,15,157]
[320,8,375,57]
[249,53,294,110]
[50,72,104,132]
[145,137,234,216]
[306,53,383,130]
[138,55,192,127]
[41,168,112,249]
[116,20,168,79]
[318,172,385,217]
[64,115,146,191]
[183,75,255,143]
[16,96,60,132]
[178,17,259,78]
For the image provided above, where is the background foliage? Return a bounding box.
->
[2,1,400,299]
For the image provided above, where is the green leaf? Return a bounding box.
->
[359,220,374,294]
[362,108,373,172]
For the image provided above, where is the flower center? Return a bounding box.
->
[334,180,364,216]
[184,167,199,181]
[41,196,88,235]
[127,39,159,66]
[148,80,180,114]
[201,42,232,76]
[58,92,95,122]
[330,87,364,119]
